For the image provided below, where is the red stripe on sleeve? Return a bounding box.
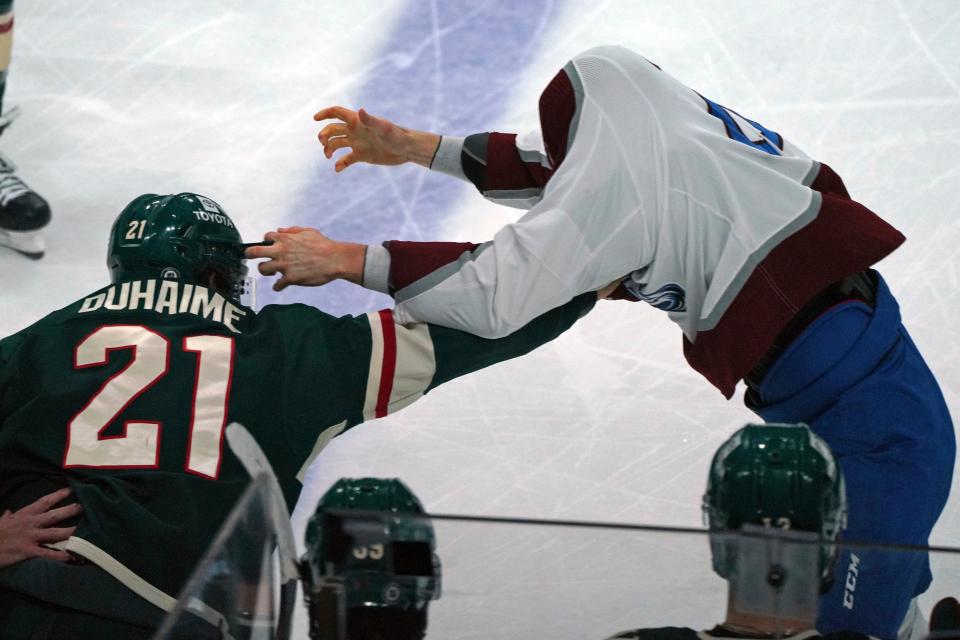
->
[483,133,553,191]
[538,68,576,169]
[375,309,397,418]
[386,240,481,293]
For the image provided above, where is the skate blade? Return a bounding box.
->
[0,228,45,259]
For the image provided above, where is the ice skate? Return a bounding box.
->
[0,108,51,259]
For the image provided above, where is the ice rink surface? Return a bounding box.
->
[2,1,959,636]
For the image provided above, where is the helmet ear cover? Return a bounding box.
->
[703,423,847,591]
[106,193,247,299]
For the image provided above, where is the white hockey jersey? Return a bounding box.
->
[383,45,902,397]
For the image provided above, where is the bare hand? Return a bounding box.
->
[245,227,366,292]
[314,106,410,172]
[0,487,81,569]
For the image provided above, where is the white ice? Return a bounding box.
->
[2,1,959,637]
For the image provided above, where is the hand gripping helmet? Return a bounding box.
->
[703,423,847,588]
[301,478,441,640]
[106,193,248,299]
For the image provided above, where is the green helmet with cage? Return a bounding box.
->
[106,193,249,300]
[703,423,847,587]
[301,478,441,640]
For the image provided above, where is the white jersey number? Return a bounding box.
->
[64,325,235,479]
[125,219,147,240]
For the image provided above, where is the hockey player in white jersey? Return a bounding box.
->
[250,45,954,640]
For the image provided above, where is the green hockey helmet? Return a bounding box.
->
[301,478,441,629]
[107,193,248,299]
[703,423,847,585]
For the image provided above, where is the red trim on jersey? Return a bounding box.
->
[482,132,554,192]
[64,325,169,470]
[386,241,480,294]
[684,164,905,398]
[463,66,573,195]
[539,68,576,169]
[183,335,236,481]
[809,162,850,199]
[375,310,397,418]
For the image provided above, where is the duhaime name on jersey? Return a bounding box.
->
[79,279,247,333]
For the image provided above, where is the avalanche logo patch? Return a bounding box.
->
[626,282,687,312]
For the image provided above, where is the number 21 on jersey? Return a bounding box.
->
[64,325,234,480]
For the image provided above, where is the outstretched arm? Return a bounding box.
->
[247,230,633,302]
[312,106,554,209]
[246,227,480,294]
[270,289,597,469]
[347,291,597,425]
[269,66,638,326]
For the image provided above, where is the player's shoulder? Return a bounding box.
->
[0,288,103,366]
[253,302,377,337]
[256,302,348,326]
[606,627,700,640]
[1,286,98,345]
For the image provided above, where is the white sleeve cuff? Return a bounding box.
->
[361,243,391,294]
[429,135,468,182]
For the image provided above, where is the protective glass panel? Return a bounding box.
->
[152,474,288,640]
[305,512,960,640]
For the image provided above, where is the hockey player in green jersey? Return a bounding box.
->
[607,423,873,640]
[0,192,597,639]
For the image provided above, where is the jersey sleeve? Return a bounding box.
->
[381,63,644,336]
[347,292,594,423]
[455,131,554,209]
[380,239,641,301]
[267,292,594,461]
[383,240,480,293]
[442,65,579,210]
[389,149,647,337]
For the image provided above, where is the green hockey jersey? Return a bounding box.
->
[0,278,593,623]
